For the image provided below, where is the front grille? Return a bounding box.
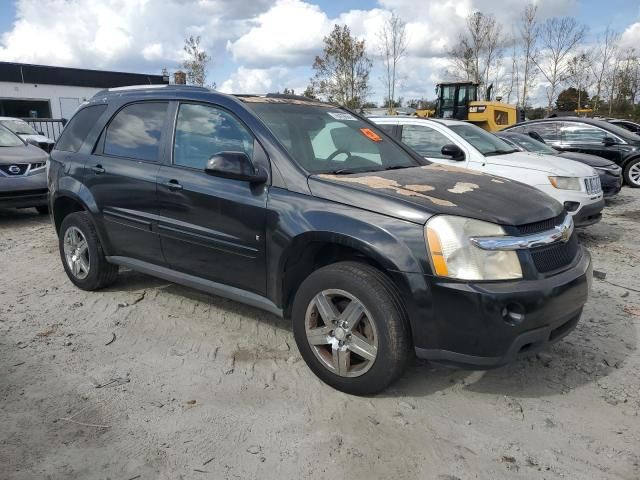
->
[515,212,566,235]
[584,176,602,195]
[0,163,29,176]
[531,233,579,273]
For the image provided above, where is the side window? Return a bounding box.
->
[401,124,451,158]
[527,122,559,143]
[559,122,607,144]
[55,105,107,152]
[377,124,396,135]
[103,102,168,161]
[173,103,254,169]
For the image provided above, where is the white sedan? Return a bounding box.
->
[371,117,605,227]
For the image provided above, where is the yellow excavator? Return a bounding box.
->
[419,81,524,132]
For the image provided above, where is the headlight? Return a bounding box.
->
[425,215,522,280]
[548,176,582,190]
[594,165,620,174]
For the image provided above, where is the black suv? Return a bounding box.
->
[49,87,592,394]
[504,117,640,187]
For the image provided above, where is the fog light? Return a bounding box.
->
[502,303,526,326]
[563,201,580,212]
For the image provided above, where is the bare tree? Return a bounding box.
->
[533,17,587,113]
[567,52,593,110]
[590,27,620,112]
[183,35,210,87]
[519,4,539,107]
[308,25,372,109]
[448,12,506,99]
[378,12,408,114]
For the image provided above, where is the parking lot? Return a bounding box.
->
[0,189,639,480]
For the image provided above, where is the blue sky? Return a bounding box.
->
[0,0,639,105]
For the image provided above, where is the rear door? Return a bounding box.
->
[84,101,169,263]
[156,102,268,295]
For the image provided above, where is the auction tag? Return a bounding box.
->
[328,111,357,121]
[360,128,382,142]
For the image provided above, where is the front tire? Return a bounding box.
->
[623,158,640,188]
[292,261,411,395]
[59,212,118,290]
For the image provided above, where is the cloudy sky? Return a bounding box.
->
[0,0,639,106]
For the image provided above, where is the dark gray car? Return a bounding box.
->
[0,124,49,214]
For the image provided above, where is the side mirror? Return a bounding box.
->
[441,144,465,161]
[603,136,617,146]
[205,151,267,183]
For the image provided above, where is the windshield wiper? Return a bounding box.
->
[328,167,379,175]
[485,149,517,156]
[380,165,411,171]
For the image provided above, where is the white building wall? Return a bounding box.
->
[0,81,103,118]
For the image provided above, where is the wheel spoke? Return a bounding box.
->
[77,240,88,255]
[306,326,332,345]
[332,345,349,375]
[78,257,90,275]
[347,332,377,361]
[340,300,365,329]
[313,292,339,324]
[72,259,80,276]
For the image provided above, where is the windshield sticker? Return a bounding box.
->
[328,111,357,121]
[360,128,382,142]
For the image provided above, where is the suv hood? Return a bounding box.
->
[0,144,48,164]
[308,164,562,226]
[486,151,596,177]
[556,151,616,168]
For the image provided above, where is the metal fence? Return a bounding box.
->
[21,118,67,142]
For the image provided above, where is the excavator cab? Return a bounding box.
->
[435,82,479,120]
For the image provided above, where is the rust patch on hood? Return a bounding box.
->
[319,175,456,207]
[448,182,479,194]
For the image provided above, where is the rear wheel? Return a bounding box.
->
[59,212,118,290]
[623,158,640,188]
[292,261,411,395]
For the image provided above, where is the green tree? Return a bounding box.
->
[308,25,372,109]
[555,87,590,112]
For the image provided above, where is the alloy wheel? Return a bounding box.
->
[304,289,378,377]
[63,226,90,280]
[629,162,640,186]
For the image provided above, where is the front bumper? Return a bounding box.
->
[572,197,605,227]
[412,248,591,369]
[0,172,48,208]
[599,171,623,198]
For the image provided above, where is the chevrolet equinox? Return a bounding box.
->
[48,86,592,395]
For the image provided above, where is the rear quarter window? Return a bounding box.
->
[54,104,107,152]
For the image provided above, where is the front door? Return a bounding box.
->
[557,121,625,164]
[84,101,169,264]
[156,102,268,295]
[399,123,470,167]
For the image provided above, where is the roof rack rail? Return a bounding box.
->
[105,84,209,92]
[265,92,315,102]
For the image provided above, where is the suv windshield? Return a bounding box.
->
[501,133,557,154]
[246,101,422,174]
[0,125,25,147]
[449,123,517,156]
[1,119,38,135]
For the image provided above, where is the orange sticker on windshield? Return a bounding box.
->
[360,128,382,142]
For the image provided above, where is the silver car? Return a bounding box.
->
[0,124,49,214]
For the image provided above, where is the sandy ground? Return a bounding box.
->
[1,189,639,480]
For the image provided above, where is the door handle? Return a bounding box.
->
[91,165,105,174]
[162,179,183,191]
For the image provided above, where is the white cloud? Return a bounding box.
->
[620,22,640,50]
[0,0,272,71]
